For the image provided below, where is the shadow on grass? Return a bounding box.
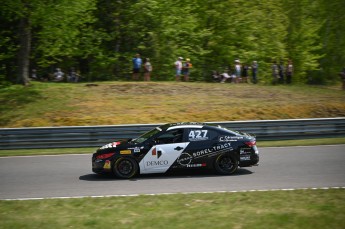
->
[79,168,253,181]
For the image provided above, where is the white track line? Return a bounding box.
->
[2,187,344,201]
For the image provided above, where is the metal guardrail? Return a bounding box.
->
[1,118,345,150]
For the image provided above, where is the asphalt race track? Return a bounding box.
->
[0,145,344,200]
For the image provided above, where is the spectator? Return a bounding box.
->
[132,53,142,80]
[75,69,81,82]
[53,68,64,81]
[251,61,258,84]
[68,67,79,82]
[242,63,249,83]
[339,67,345,90]
[278,60,285,83]
[234,59,241,83]
[272,61,279,85]
[286,60,293,84]
[143,58,153,81]
[182,58,192,82]
[220,68,235,83]
[174,57,183,81]
[30,69,38,80]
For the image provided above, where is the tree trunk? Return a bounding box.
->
[17,17,31,86]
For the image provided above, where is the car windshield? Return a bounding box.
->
[130,127,162,144]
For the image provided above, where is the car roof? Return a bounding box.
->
[157,122,243,137]
[160,122,218,131]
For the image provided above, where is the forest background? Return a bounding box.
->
[0,0,344,86]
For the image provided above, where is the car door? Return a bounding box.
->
[139,129,189,174]
[182,128,224,165]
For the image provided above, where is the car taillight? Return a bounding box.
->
[245,141,256,147]
[96,153,115,160]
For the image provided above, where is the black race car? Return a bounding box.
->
[92,122,259,178]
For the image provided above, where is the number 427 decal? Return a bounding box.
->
[189,130,208,140]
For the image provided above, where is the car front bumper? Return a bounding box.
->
[92,156,112,174]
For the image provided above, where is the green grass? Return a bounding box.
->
[258,137,345,147]
[1,81,345,127]
[1,189,344,229]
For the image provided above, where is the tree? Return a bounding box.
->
[1,0,33,85]
[0,0,98,85]
[318,0,345,83]
[283,0,323,83]
[0,0,343,85]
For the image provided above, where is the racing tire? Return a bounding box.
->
[112,157,138,179]
[214,154,238,175]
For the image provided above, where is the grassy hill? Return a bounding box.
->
[0,81,344,128]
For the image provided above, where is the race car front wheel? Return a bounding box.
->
[112,157,138,179]
[214,154,238,175]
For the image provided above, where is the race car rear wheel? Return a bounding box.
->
[214,154,238,175]
[112,157,138,179]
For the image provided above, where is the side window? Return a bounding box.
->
[154,129,184,144]
[187,129,217,141]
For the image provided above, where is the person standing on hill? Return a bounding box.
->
[242,63,249,83]
[182,58,192,82]
[53,68,64,81]
[174,57,183,81]
[286,60,293,84]
[278,60,285,84]
[234,59,241,83]
[132,53,142,80]
[272,61,279,85]
[143,58,153,81]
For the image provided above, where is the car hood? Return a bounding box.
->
[97,139,132,153]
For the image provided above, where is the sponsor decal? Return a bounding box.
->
[146,160,169,167]
[103,160,111,169]
[188,130,209,141]
[193,143,232,159]
[177,152,193,165]
[177,144,231,166]
[152,147,162,159]
[100,142,121,150]
[120,150,131,155]
[240,148,252,155]
[187,163,206,168]
[219,136,243,142]
[240,156,251,161]
[128,147,142,153]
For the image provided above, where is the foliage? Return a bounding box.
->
[0,0,344,84]
[317,0,345,83]
[283,0,324,83]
